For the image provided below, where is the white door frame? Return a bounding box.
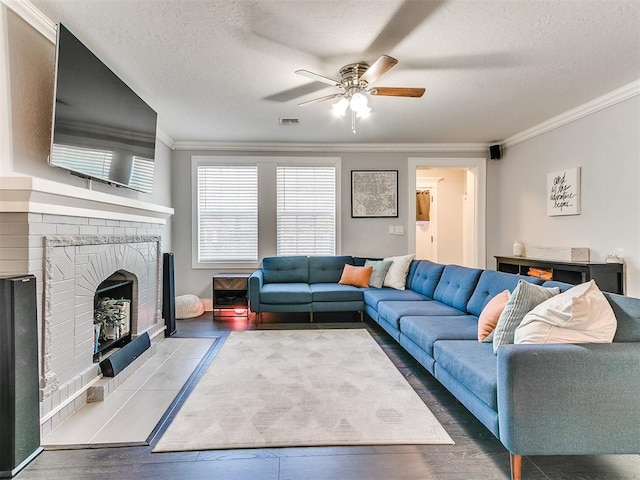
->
[408,158,487,269]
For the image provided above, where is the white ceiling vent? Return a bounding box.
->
[279,118,300,126]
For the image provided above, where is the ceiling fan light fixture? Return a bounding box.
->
[356,106,372,119]
[349,92,368,113]
[332,96,349,117]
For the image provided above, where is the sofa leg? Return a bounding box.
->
[310,311,314,323]
[256,312,261,325]
[510,453,522,480]
[359,311,364,322]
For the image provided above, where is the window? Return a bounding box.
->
[277,166,336,255]
[196,165,258,263]
[192,156,340,268]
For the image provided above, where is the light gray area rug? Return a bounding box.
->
[153,329,453,452]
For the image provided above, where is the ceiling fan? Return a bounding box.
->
[295,54,425,133]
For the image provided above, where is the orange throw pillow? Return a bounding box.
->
[339,264,373,288]
[478,290,510,342]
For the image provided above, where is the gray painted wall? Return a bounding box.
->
[170,150,475,302]
[487,96,640,297]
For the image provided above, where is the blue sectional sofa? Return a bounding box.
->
[248,255,640,480]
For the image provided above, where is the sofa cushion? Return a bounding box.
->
[363,288,429,309]
[260,283,312,304]
[338,264,372,288]
[262,256,309,283]
[433,265,483,311]
[605,292,640,342]
[310,283,364,302]
[406,260,446,298]
[466,270,544,317]
[515,280,617,344]
[434,340,498,410]
[378,300,466,329]
[492,280,559,353]
[400,315,479,357]
[309,256,354,283]
[365,259,393,288]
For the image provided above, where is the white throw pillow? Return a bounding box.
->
[515,280,617,344]
[382,254,415,290]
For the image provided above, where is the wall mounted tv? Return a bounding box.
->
[49,24,157,194]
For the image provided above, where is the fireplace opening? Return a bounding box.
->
[93,271,134,362]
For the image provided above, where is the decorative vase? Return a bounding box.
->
[513,241,524,257]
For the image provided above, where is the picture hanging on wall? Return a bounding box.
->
[547,167,581,216]
[351,170,398,218]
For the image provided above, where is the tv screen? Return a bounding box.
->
[49,24,157,193]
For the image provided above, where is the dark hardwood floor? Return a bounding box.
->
[17,312,640,480]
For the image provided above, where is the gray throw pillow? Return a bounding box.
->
[365,260,393,289]
[492,280,559,353]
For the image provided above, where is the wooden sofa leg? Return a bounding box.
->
[510,453,522,480]
[359,311,364,322]
[310,311,314,323]
[256,312,261,325]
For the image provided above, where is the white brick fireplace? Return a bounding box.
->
[0,176,173,436]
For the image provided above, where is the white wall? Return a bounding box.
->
[487,96,640,296]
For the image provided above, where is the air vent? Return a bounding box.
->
[279,118,300,126]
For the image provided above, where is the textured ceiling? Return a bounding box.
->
[31,0,640,144]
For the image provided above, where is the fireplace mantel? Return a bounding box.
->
[0,175,174,224]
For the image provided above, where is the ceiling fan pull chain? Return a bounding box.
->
[351,110,357,134]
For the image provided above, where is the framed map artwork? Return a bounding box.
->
[351,170,398,218]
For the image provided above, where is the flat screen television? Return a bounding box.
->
[48,24,157,194]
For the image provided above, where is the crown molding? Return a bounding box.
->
[171,141,490,153]
[503,79,640,149]
[2,0,56,42]
[155,128,175,150]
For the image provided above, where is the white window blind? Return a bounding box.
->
[277,166,336,256]
[197,165,258,263]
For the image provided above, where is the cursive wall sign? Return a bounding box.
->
[547,167,581,216]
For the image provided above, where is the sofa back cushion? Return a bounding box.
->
[604,292,640,342]
[262,256,309,283]
[407,260,445,298]
[467,270,544,317]
[433,265,483,311]
[309,256,354,284]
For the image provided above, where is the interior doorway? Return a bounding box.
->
[408,158,487,269]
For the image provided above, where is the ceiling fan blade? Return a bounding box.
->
[364,0,445,57]
[369,87,426,97]
[295,69,341,87]
[359,55,398,85]
[298,93,343,106]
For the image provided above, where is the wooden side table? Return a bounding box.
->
[212,273,250,319]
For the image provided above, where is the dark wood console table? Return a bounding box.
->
[495,256,624,294]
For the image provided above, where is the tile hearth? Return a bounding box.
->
[42,338,215,447]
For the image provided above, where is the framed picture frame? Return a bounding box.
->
[547,167,581,216]
[351,170,398,218]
